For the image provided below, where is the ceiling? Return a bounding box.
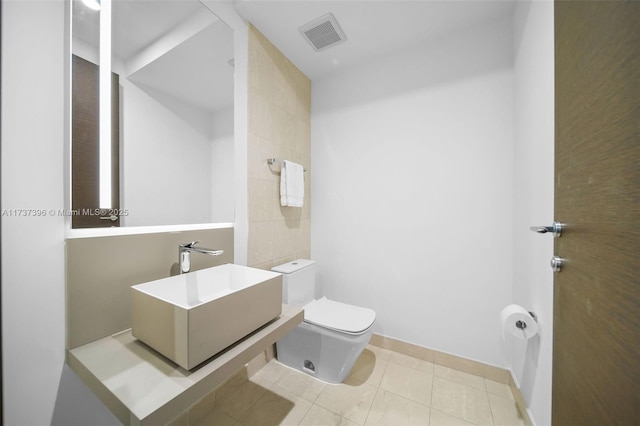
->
[73,0,204,62]
[71,0,517,109]
[235,0,517,80]
[72,0,234,113]
[128,19,234,113]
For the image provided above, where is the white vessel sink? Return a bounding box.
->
[131,264,282,370]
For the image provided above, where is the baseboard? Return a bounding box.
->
[508,370,535,426]
[370,333,533,426]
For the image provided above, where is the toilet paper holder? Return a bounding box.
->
[515,311,538,330]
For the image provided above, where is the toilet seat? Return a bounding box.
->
[303,297,376,335]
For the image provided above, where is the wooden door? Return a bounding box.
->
[553,1,640,424]
[72,54,120,228]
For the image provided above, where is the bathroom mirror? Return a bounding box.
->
[71,0,234,228]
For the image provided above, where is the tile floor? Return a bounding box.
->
[193,345,526,426]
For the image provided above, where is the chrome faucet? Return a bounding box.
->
[179,241,224,274]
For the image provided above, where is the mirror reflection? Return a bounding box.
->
[71,0,234,228]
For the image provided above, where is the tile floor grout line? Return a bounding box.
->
[364,355,389,425]
[486,388,497,426]
[428,366,435,414]
[375,351,435,424]
[375,355,391,388]
[294,400,313,426]
[210,344,524,426]
[362,386,384,426]
[234,386,269,424]
[431,406,484,426]
[313,384,352,421]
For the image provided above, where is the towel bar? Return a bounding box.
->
[267,158,306,172]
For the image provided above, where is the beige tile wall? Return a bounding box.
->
[247,24,311,270]
[66,227,234,349]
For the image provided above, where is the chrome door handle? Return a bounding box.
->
[550,256,564,272]
[100,214,118,222]
[529,221,563,237]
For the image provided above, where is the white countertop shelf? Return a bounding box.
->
[67,304,303,425]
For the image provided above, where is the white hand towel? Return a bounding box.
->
[280,160,304,207]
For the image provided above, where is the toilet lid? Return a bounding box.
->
[303,297,376,334]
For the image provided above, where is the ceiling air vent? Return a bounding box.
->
[299,13,347,52]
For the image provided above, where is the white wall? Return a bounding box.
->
[72,40,235,228]
[197,0,249,265]
[511,1,555,425]
[1,2,246,424]
[211,107,235,222]
[121,79,213,227]
[311,17,515,367]
[1,1,117,424]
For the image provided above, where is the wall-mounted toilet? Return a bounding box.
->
[272,259,376,383]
